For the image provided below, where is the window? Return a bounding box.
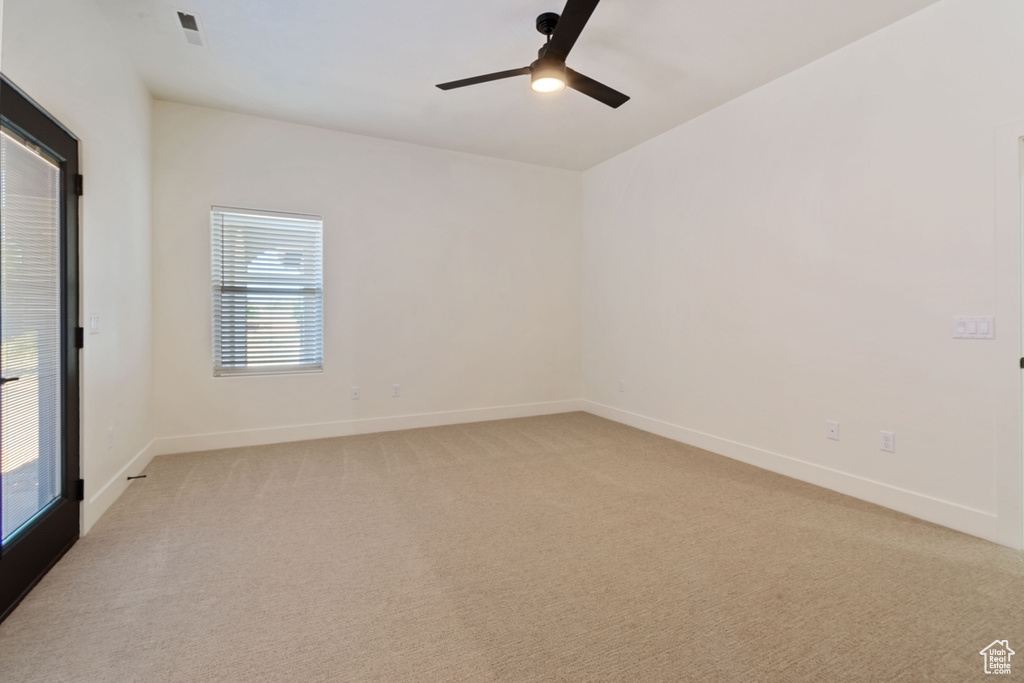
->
[211,207,323,376]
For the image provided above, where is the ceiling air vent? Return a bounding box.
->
[177,11,204,46]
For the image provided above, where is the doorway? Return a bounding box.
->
[0,76,81,622]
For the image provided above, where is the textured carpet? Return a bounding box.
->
[1,412,1021,681]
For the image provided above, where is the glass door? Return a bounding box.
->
[0,77,81,622]
[1,125,63,541]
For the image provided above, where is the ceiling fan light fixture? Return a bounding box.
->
[532,76,566,93]
[531,59,567,93]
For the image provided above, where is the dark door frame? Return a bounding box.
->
[0,75,81,623]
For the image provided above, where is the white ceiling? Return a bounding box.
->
[94,0,940,170]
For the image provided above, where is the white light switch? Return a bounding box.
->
[89,314,100,334]
[953,317,994,339]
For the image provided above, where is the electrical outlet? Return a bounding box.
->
[619,380,626,392]
[392,384,400,397]
[826,421,839,441]
[350,386,360,400]
[880,431,895,453]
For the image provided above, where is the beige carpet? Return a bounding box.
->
[1,412,1021,681]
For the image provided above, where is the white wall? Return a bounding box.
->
[582,0,1024,548]
[150,102,581,451]
[2,0,153,531]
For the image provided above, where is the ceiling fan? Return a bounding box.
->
[436,0,629,109]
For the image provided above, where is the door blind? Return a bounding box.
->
[211,207,323,376]
[1,128,63,540]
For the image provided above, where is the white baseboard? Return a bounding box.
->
[85,399,1006,549]
[149,399,585,458]
[82,437,159,534]
[582,401,1003,546]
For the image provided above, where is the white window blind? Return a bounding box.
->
[211,207,323,376]
[1,127,63,539]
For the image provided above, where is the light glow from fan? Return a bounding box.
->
[531,59,566,93]
[531,76,565,93]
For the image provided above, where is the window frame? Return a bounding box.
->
[210,205,324,378]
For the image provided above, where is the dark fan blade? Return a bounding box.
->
[436,67,531,90]
[566,68,629,108]
[543,0,600,63]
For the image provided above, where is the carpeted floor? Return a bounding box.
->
[1,412,1021,681]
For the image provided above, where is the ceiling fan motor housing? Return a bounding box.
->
[531,56,567,76]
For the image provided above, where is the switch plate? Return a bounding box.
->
[350,386,360,400]
[619,380,626,392]
[879,431,895,453]
[953,316,994,339]
[89,314,100,334]
[392,384,400,397]
[826,421,839,441]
